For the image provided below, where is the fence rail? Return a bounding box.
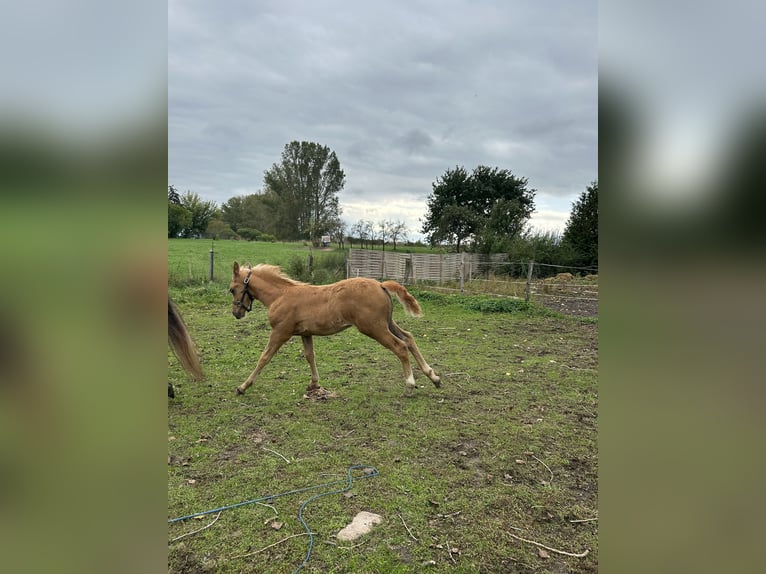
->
[346,249,598,313]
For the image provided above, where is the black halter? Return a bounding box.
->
[234,269,254,312]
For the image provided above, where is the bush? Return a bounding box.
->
[285,251,346,284]
[461,297,530,314]
[238,228,277,242]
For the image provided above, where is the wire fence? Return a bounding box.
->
[346,249,598,315]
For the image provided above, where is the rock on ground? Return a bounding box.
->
[336,511,383,541]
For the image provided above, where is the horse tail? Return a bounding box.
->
[168,297,203,381]
[381,281,423,318]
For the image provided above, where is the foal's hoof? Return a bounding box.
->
[235,387,245,395]
[432,377,442,388]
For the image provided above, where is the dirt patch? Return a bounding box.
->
[168,545,211,574]
[536,294,598,317]
[531,280,598,318]
[303,386,337,400]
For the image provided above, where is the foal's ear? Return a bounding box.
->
[233,261,240,276]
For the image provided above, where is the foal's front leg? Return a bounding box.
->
[236,331,290,395]
[301,335,321,392]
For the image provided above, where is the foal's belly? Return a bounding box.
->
[294,320,352,336]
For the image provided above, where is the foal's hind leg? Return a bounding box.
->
[390,321,441,388]
[236,331,290,395]
[359,324,416,388]
[301,335,321,392]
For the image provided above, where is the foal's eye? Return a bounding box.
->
[229,288,235,295]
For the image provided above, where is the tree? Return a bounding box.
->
[433,205,477,252]
[204,218,238,240]
[562,181,598,268]
[168,184,181,204]
[421,166,474,249]
[329,218,346,249]
[168,201,190,238]
[388,220,408,250]
[179,191,217,238]
[363,220,375,249]
[263,141,345,243]
[377,219,391,251]
[351,219,375,249]
[168,184,189,237]
[421,165,535,251]
[220,192,278,236]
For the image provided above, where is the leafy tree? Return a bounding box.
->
[168,201,190,238]
[179,191,217,238]
[421,165,535,251]
[263,141,345,243]
[219,195,246,231]
[433,204,477,252]
[168,184,181,204]
[204,218,238,240]
[220,192,278,236]
[562,181,598,268]
[421,166,474,249]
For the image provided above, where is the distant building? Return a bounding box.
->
[321,235,331,247]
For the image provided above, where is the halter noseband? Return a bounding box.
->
[234,269,254,312]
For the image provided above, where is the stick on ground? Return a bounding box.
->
[169,512,222,543]
[398,513,419,541]
[509,533,589,558]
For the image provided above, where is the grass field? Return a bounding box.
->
[168,238,444,287]
[168,239,598,573]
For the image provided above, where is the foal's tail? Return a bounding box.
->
[168,297,203,381]
[381,281,423,318]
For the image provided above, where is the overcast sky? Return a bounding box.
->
[169,0,597,240]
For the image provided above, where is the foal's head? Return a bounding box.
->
[229,261,254,319]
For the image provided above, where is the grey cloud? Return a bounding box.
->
[169,0,597,226]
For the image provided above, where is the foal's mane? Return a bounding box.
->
[252,263,306,287]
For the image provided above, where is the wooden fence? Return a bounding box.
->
[346,249,598,309]
[346,250,562,284]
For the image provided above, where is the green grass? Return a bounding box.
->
[168,238,446,288]
[168,241,598,573]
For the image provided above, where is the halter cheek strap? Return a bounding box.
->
[235,270,255,312]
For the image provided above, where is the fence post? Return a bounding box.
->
[208,243,215,282]
[403,256,412,285]
[439,254,444,285]
[525,260,534,303]
[459,252,465,293]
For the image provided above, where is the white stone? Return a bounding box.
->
[336,511,383,541]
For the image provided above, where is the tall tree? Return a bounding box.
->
[263,141,345,243]
[562,181,598,268]
[168,184,181,204]
[168,201,190,238]
[421,165,535,251]
[421,166,473,249]
[179,191,217,238]
[220,192,278,236]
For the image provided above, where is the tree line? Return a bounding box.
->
[169,139,597,270]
